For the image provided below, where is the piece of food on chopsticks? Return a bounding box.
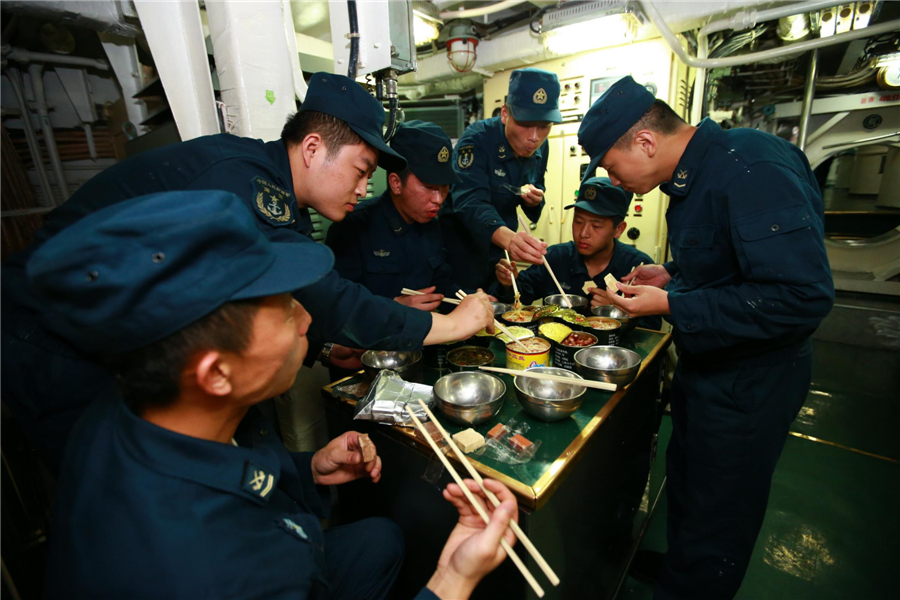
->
[496,326,534,344]
[538,322,573,343]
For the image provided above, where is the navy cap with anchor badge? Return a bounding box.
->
[389,120,461,186]
[578,76,656,183]
[300,72,407,172]
[26,190,334,354]
[506,68,562,123]
[565,176,633,218]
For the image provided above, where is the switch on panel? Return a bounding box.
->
[627,227,640,240]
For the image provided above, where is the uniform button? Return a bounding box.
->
[771,223,780,232]
[259,428,269,437]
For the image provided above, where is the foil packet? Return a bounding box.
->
[353,369,434,425]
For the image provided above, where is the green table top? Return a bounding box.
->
[323,328,670,509]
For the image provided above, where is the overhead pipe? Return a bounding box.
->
[798,49,819,151]
[440,0,527,20]
[1,44,110,70]
[5,67,55,205]
[282,0,308,103]
[28,64,70,200]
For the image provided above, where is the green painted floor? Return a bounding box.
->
[616,340,900,600]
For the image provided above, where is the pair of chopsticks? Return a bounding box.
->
[480,366,617,392]
[503,249,521,310]
[401,287,460,306]
[516,215,572,308]
[456,290,529,352]
[405,399,559,597]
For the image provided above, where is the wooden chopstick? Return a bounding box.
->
[416,399,560,587]
[403,406,546,598]
[401,287,461,305]
[456,290,529,353]
[516,215,571,308]
[480,365,617,392]
[503,249,521,309]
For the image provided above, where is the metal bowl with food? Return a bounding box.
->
[591,305,635,335]
[585,316,622,346]
[551,331,598,371]
[447,346,495,372]
[433,372,506,426]
[491,302,513,316]
[574,346,642,387]
[544,294,589,314]
[499,308,539,332]
[514,367,587,422]
[422,341,462,369]
[361,350,423,380]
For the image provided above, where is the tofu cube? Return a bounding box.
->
[452,429,485,453]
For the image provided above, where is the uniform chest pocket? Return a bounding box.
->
[428,253,443,270]
[671,226,732,286]
[734,205,827,284]
[364,253,402,275]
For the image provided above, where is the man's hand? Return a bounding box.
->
[587,287,613,308]
[329,344,365,370]
[394,286,443,312]
[495,259,519,287]
[520,184,543,207]
[508,230,546,265]
[311,432,381,486]
[607,283,670,317]
[453,291,495,337]
[621,264,671,289]
[426,479,518,600]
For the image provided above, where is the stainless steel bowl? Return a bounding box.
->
[433,372,506,426]
[574,346,642,387]
[544,294,589,313]
[591,305,635,335]
[447,346,495,372]
[361,350,423,380]
[514,367,586,422]
[491,302,513,316]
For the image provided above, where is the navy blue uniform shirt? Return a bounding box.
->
[489,239,662,330]
[325,190,459,299]
[3,134,431,351]
[661,119,834,359]
[440,117,548,290]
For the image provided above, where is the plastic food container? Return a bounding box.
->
[505,337,551,371]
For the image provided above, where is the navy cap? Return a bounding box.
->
[506,68,562,124]
[565,177,633,218]
[389,120,461,186]
[300,72,407,172]
[578,76,656,183]
[26,190,334,354]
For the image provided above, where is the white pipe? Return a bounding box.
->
[6,67,55,205]
[282,0,308,103]
[699,0,843,37]
[639,0,900,70]
[2,45,109,70]
[29,64,70,201]
[440,0,526,20]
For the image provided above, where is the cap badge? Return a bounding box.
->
[251,177,294,227]
[373,249,391,257]
[533,88,548,104]
[457,145,475,170]
[677,169,688,180]
[438,146,450,163]
[584,186,597,200]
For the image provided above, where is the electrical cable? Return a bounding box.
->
[347,0,359,79]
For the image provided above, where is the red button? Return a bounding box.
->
[634,204,643,212]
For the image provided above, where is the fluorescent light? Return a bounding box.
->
[543,14,638,55]
[413,10,441,46]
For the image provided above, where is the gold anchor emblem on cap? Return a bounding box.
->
[533,88,548,104]
[437,146,450,163]
[584,186,597,200]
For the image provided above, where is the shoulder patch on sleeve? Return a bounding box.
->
[457,145,475,170]
[251,176,295,227]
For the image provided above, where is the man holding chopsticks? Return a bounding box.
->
[326,121,463,311]
[440,68,562,290]
[577,77,834,599]
[36,190,520,600]
[490,176,662,331]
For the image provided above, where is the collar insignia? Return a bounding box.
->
[374,249,391,257]
[437,146,450,163]
[677,169,688,180]
[673,182,686,188]
[533,88,548,104]
[242,462,275,499]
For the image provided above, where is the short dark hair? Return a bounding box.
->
[100,298,264,415]
[611,215,625,227]
[388,167,411,184]
[281,110,366,159]
[613,99,686,149]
